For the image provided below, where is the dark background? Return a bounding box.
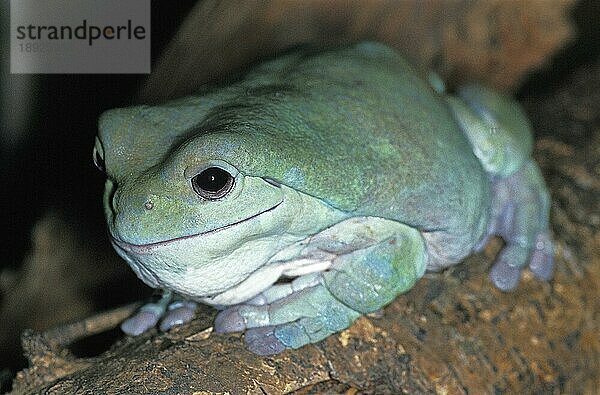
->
[2,1,197,272]
[0,1,197,386]
[1,0,599,390]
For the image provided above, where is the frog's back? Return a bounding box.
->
[226,42,491,265]
[159,42,491,267]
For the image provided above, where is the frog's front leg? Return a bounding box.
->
[121,290,198,335]
[215,219,427,355]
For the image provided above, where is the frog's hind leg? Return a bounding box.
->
[487,160,554,291]
[445,85,554,291]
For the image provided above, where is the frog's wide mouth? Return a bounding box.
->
[111,200,283,255]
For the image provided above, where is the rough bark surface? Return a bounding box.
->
[9,53,600,394]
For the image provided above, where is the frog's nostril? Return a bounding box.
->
[144,200,154,210]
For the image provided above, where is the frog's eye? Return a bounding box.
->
[191,167,234,200]
[92,138,105,172]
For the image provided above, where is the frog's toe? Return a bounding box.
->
[528,231,555,281]
[120,291,198,336]
[489,231,554,291]
[214,306,246,333]
[244,326,287,355]
[489,256,522,291]
[121,310,160,336]
[159,301,198,332]
[246,313,346,353]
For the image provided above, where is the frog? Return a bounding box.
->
[94,42,554,355]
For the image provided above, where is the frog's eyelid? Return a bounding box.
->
[263,178,281,188]
[184,160,239,179]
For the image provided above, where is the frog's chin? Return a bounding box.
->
[107,197,297,299]
[110,230,289,300]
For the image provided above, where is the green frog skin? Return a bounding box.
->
[94,42,554,355]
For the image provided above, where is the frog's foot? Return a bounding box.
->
[215,274,362,355]
[121,291,198,335]
[121,306,162,336]
[215,222,426,355]
[488,160,554,291]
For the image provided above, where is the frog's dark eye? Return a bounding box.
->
[191,167,234,200]
[93,145,105,172]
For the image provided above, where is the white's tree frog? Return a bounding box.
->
[94,42,554,355]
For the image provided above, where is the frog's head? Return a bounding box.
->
[94,101,341,303]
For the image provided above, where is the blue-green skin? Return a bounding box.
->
[95,42,553,355]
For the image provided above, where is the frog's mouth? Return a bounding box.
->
[111,200,283,255]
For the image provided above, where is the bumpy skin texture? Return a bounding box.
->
[95,42,554,355]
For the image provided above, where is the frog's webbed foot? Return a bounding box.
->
[121,291,198,336]
[488,160,554,291]
[215,221,427,355]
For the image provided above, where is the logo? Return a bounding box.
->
[11,0,150,74]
